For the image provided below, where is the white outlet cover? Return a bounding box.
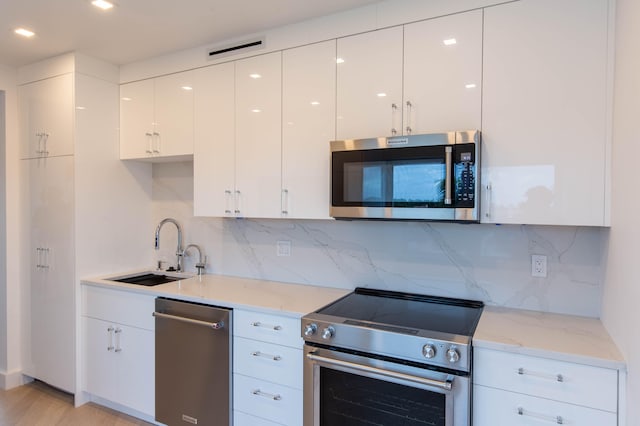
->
[276,240,291,257]
[531,254,547,278]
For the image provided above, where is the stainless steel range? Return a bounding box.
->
[301,288,484,426]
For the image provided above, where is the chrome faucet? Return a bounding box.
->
[155,218,183,272]
[183,244,206,275]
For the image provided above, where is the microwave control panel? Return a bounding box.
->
[453,144,476,207]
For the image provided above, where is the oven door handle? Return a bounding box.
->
[306,352,453,392]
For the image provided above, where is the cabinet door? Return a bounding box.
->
[116,325,155,416]
[404,10,482,134]
[27,156,76,393]
[235,52,282,218]
[336,26,403,140]
[19,74,74,159]
[481,0,610,225]
[120,79,155,159]
[154,71,195,157]
[83,317,118,402]
[282,40,336,219]
[194,62,236,217]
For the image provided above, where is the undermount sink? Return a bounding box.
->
[111,272,183,287]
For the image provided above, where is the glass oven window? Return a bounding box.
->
[320,367,446,426]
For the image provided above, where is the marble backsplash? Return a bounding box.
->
[153,162,608,318]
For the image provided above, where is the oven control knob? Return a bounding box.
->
[304,323,318,336]
[422,344,436,359]
[321,326,335,340]
[447,347,460,363]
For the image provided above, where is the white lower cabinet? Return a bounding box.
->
[473,348,619,426]
[82,286,155,417]
[233,309,303,426]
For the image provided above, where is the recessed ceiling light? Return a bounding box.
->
[249,73,261,79]
[92,0,114,10]
[15,28,35,38]
[121,97,132,101]
[251,108,261,113]
[465,83,477,89]
[181,86,193,91]
[443,38,457,46]
[310,101,320,106]
[336,58,345,64]
[377,93,387,98]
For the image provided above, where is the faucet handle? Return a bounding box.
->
[156,260,166,271]
[195,255,207,276]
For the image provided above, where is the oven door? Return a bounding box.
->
[304,345,470,426]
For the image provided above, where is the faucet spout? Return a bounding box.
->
[155,218,183,271]
[183,244,206,275]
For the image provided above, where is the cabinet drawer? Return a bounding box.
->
[234,337,302,389]
[234,411,284,426]
[473,385,617,426]
[234,310,302,348]
[82,285,155,330]
[233,374,302,426]
[473,348,618,412]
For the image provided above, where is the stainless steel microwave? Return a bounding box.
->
[330,130,480,222]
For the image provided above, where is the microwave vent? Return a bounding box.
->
[206,37,265,60]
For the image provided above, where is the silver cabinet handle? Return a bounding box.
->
[444,146,453,205]
[145,132,153,154]
[152,131,161,154]
[234,190,241,214]
[114,328,122,353]
[252,351,282,361]
[42,132,49,155]
[107,326,114,351]
[405,100,413,135]
[517,407,564,424]
[391,103,398,136]
[484,183,492,219]
[251,321,282,331]
[252,389,282,401]
[153,311,225,330]
[307,352,453,392]
[35,247,42,269]
[281,189,289,215]
[36,247,50,270]
[35,132,43,154]
[518,367,564,383]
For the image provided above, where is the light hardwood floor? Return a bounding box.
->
[0,381,152,425]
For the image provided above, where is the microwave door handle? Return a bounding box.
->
[445,146,453,205]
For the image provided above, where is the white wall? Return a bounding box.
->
[153,162,608,317]
[0,63,21,389]
[602,0,640,422]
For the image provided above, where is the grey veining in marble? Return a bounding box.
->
[152,162,608,318]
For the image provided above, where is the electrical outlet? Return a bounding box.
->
[531,254,547,278]
[276,240,291,257]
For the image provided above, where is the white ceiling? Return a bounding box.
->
[0,0,382,67]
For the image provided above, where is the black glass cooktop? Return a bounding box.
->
[317,288,484,337]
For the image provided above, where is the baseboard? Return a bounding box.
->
[88,394,160,425]
[0,369,31,390]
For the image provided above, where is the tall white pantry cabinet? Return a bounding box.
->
[18,53,152,396]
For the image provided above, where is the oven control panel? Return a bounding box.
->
[301,319,471,372]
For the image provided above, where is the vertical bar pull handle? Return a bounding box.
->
[145,132,153,154]
[405,101,413,135]
[444,146,453,205]
[391,103,398,136]
[107,326,114,351]
[114,328,122,352]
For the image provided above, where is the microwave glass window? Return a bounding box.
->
[342,159,446,206]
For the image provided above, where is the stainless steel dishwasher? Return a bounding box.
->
[153,297,232,426]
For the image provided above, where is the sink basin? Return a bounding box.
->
[111,273,182,286]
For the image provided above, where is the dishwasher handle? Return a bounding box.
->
[153,311,225,330]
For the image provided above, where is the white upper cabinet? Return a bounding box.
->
[120,71,194,160]
[193,62,236,217]
[336,27,403,140]
[481,0,610,226]
[235,52,283,218]
[19,73,74,159]
[404,10,482,134]
[282,40,336,219]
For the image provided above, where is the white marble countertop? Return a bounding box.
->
[81,270,351,318]
[474,306,626,370]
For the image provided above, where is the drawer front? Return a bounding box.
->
[473,348,618,412]
[83,285,155,330]
[473,385,617,426]
[234,337,303,389]
[233,374,302,426]
[234,411,284,426]
[234,309,302,348]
